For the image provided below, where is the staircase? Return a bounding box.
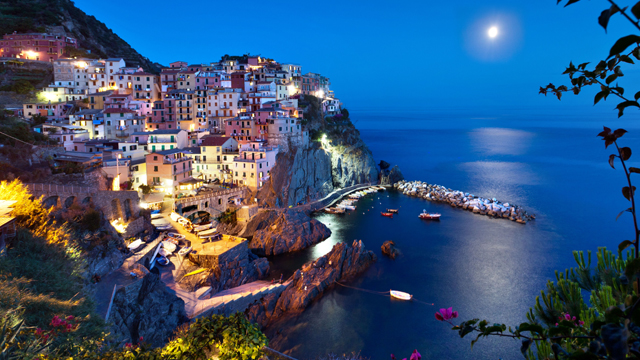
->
[190,280,291,319]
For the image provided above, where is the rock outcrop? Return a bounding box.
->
[380,165,404,186]
[381,240,400,259]
[245,240,377,327]
[249,209,331,256]
[109,272,188,347]
[180,241,270,295]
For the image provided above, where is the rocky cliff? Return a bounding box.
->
[257,96,379,208]
[245,240,376,328]
[109,272,188,347]
[249,209,331,256]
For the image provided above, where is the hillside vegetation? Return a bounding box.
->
[0,0,162,72]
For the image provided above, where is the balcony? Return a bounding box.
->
[173,167,191,175]
[163,156,192,164]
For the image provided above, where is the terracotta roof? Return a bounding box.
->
[103,108,135,114]
[201,136,233,147]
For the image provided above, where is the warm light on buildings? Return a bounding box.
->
[23,50,37,59]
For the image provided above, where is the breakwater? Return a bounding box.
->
[394,180,534,224]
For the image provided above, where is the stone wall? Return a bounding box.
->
[176,187,248,219]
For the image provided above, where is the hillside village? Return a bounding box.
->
[2,32,343,197]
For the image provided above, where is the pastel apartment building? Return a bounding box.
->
[197,136,238,182]
[131,129,188,152]
[1,32,78,61]
[145,149,193,194]
[232,142,278,189]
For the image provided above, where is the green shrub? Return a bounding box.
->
[81,209,101,232]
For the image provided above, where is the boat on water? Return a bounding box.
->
[178,246,192,257]
[381,212,393,218]
[156,256,170,266]
[387,209,399,213]
[325,207,345,214]
[419,210,441,220]
[390,290,412,300]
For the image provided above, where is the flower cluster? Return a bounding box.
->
[555,313,584,327]
[34,315,79,344]
[435,307,458,322]
[391,349,421,360]
[124,336,144,349]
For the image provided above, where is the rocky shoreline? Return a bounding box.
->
[395,180,534,224]
[245,240,376,328]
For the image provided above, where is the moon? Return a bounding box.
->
[488,26,499,38]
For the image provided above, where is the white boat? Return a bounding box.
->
[127,239,144,251]
[193,223,212,232]
[390,290,412,300]
[158,248,172,257]
[155,224,173,231]
[161,241,177,253]
[178,246,192,257]
[156,256,170,266]
[167,232,185,240]
[151,213,163,219]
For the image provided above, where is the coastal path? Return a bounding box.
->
[260,183,375,213]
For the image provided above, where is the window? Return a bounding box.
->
[154,166,158,172]
[153,156,158,161]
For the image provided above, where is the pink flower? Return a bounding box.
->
[410,349,422,360]
[35,328,43,336]
[564,314,571,321]
[125,343,132,348]
[578,320,585,326]
[66,315,74,321]
[139,336,144,342]
[391,355,396,360]
[435,308,458,321]
[555,323,558,326]
[572,316,576,321]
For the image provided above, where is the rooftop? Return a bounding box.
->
[201,136,233,147]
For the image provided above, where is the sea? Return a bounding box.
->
[265,107,640,360]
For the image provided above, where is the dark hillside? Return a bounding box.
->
[0,0,162,72]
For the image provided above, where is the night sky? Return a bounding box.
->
[74,0,640,115]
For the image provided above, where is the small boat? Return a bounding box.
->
[325,207,345,214]
[161,241,177,253]
[151,213,163,219]
[168,232,185,240]
[387,209,399,213]
[419,211,441,220]
[155,224,173,231]
[158,248,172,257]
[127,239,144,251]
[151,209,161,214]
[381,212,393,218]
[390,290,412,300]
[156,256,170,266]
[178,246,192,257]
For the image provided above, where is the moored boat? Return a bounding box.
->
[419,210,441,220]
[381,212,393,218]
[178,246,192,257]
[390,290,412,300]
[387,209,399,213]
[156,256,170,266]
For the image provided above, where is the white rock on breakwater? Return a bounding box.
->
[393,180,534,224]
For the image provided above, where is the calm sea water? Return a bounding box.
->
[265,107,640,360]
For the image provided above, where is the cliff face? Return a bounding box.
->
[109,273,188,347]
[257,96,379,208]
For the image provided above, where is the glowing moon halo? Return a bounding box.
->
[488,26,499,38]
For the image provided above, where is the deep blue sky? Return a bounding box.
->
[74,0,640,115]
